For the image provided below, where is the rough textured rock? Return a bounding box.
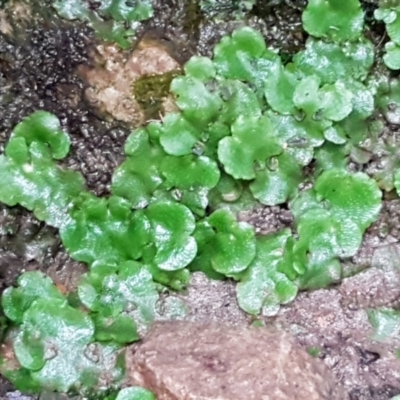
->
[276,249,400,399]
[79,42,180,124]
[184,272,249,326]
[126,321,342,400]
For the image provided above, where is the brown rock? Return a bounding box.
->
[126,321,342,400]
[78,41,180,125]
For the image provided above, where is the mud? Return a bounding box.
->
[0,0,400,399]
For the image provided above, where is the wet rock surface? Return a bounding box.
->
[126,321,342,400]
[149,0,306,62]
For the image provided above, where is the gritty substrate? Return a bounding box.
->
[1,1,400,399]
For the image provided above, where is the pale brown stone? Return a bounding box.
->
[126,321,342,400]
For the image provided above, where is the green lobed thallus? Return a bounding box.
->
[4,0,400,396]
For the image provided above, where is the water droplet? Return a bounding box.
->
[192,142,204,156]
[172,189,182,201]
[22,163,34,173]
[200,132,209,142]
[313,109,324,121]
[294,110,305,122]
[222,192,240,202]
[267,157,279,171]
[220,86,233,101]
[137,199,149,209]
[253,160,265,171]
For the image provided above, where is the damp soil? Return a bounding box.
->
[1,0,400,399]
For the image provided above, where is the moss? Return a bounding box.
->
[133,70,181,121]
[182,0,202,39]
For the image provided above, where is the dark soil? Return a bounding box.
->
[1,0,400,399]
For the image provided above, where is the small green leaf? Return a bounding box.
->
[218,115,281,180]
[375,5,400,45]
[184,56,216,81]
[207,210,256,276]
[189,221,225,280]
[61,196,150,266]
[99,0,153,22]
[286,185,371,290]
[315,169,382,230]
[112,129,165,209]
[302,0,364,42]
[159,113,201,156]
[171,76,222,127]
[13,331,46,372]
[290,188,322,221]
[161,155,220,190]
[112,156,164,209]
[237,230,298,316]
[213,26,267,82]
[146,201,197,271]
[344,80,374,120]
[2,272,65,324]
[201,120,231,158]
[323,125,347,144]
[53,0,90,20]
[314,142,349,175]
[12,111,70,160]
[267,110,324,149]
[250,152,303,206]
[153,186,209,216]
[368,308,400,342]
[374,7,398,25]
[293,38,374,84]
[4,136,29,165]
[0,366,41,394]
[219,80,262,125]
[319,81,353,121]
[146,263,190,291]
[0,139,86,228]
[277,236,305,280]
[299,257,342,290]
[124,127,150,155]
[80,272,125,317]
[93,314,139,344]
[92,18,137,49]
[335,81,375,153]
[293,75,321,116]
[53,0,153,49]
[118,262,159,323]
[116,387,156,400]
[296,208,363,259]
[264,63,297,115]
[384,42,400,70]
[14,298,95,392]
[78,261,159,334]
